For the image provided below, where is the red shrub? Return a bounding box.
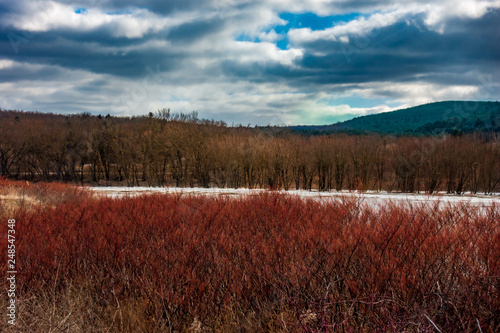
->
[1,191,498,331]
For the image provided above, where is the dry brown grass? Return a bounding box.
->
[0,179,93,220]
[0,283,176,332]
[0,192,39,218]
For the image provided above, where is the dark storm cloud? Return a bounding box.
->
[0,62,65,82]
[0,1,22,14]
[44,0,216,14]
[285,10,500,87]
[0,27,184,78]
[166,16,226,43]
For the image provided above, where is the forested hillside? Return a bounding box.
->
[292,101,500,135]
[1,108,499,193]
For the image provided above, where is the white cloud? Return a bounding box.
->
[424,0,500,31]
[224,41,303,65]
[339,36,349,43]
[349,81,482,108]
[0,59,15,70]
[258,29,282,42]
[3,1,179,38]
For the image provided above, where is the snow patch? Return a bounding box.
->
[89,187,499,208]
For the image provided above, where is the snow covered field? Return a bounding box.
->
[90,186,499,208]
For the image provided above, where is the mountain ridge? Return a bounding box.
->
[290,101,500,135]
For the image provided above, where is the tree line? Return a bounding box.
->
[1,109,499,193]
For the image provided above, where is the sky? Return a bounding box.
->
[0,0,499,125]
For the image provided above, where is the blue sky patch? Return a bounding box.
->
[74,8,87,14]
[277,12,362,34]
[276,37,289,50]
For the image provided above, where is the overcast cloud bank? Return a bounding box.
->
[0,0,499,124]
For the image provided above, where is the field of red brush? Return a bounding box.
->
[1,181,499,332]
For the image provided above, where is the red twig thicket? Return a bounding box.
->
[1,183,498,331]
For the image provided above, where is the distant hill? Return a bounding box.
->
[291,101,500,135]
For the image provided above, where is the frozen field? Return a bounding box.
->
[90,186,499,208]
